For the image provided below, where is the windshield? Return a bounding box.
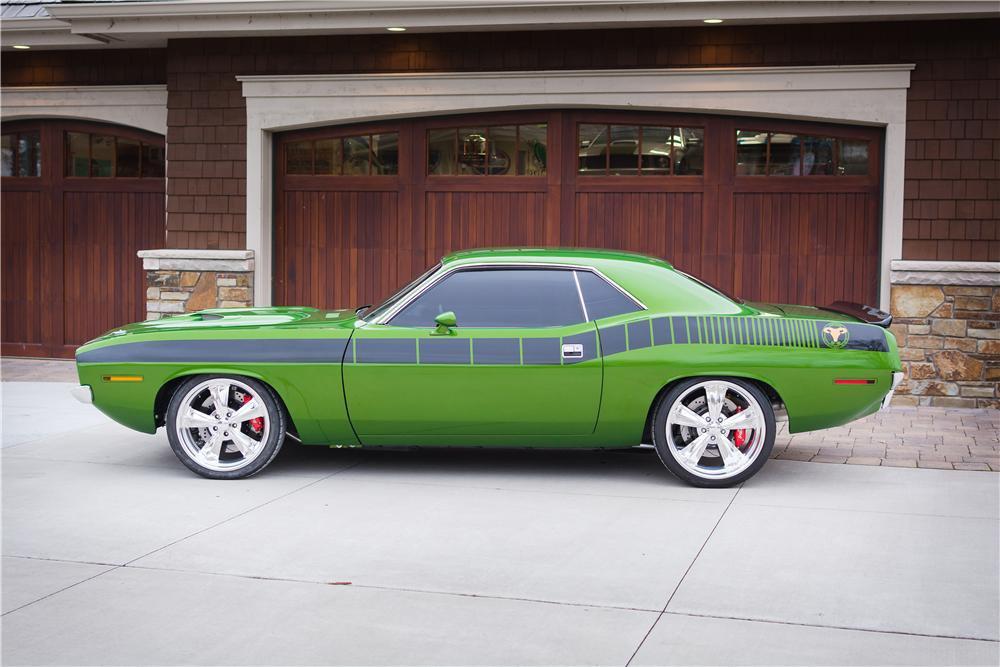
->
[679,270,744,304]
[362,263,442,322]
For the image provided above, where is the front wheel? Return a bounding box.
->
[651,377,775,488]
[165,375,286,479]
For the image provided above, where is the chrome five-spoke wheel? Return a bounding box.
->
[652,378,775,487]
[166,375,286,479]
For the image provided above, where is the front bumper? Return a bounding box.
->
[71,385,93,404]
[880,372,905,410]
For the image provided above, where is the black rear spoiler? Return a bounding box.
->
[823,301,892,328]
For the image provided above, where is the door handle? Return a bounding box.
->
[562,343,583,358]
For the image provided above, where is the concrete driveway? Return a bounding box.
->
[2,379,998,666]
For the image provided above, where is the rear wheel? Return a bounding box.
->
[166,375,286,479]
[651,377,775,488]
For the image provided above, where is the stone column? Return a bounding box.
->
[889,260,999,408]
[137,249,255,320]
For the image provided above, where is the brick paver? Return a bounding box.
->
[4,357,998,470]
[771,406,1000,471]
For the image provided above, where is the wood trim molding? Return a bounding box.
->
[241,65,913,309]
[0,85,168,136]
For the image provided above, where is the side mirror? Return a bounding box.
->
[433,311,457,335]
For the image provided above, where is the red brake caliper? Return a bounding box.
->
[733,406,748,448]
[241,393,264,434]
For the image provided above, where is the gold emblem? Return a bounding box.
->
[821,323,850,349]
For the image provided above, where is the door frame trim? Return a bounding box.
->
[241,64,913,309]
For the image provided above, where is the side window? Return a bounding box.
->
[391,269,585,328]
[576,270,641,320]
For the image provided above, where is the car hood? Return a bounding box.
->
[88,306,359,342]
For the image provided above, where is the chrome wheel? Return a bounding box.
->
[664,379,767,480]
[174,378,270,473]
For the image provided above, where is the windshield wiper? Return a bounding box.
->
[355,304,372,316]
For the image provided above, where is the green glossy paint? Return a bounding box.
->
[75,249,902,447]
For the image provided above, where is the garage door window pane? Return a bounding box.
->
[767,133,800,176]
[343,136,370,175]
[675,127,705,175]
[428,129,456,175]
[142,144,165,178]
[736,131,768,175]
[391,269,585,328]
[519,123,547,175]
[66,132,90,176]
[488,125,516,176]
[838,139,869,175]
[579,124,607,175]
[458,128,488,175]
[116,138,141,177]
[372,133,399,175]
[1,135,12,176]
[15,132,41,177]
[285,140,313,175]
[90,135,115,177]
[608,125,640,175]
[314,138,343,175]
[801,137,835,175]
[640,126,672,175]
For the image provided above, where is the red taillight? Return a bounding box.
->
[834,379,876,385]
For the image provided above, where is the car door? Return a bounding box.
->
[344,266,602,440]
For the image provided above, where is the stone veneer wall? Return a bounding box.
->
[137,249,254,319]
[889,260,999,408]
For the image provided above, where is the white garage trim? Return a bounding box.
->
[240,65,913,309]
[0,85,168,136]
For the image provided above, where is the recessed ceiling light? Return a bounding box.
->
[12,44,31,50]
[703,18,724,24]
[386,27,406,32]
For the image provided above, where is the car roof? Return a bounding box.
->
[440,247,674,269]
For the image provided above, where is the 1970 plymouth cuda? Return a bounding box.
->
[74,248,902,487]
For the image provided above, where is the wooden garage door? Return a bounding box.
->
[274,111,881,310]
[1,120,165,358]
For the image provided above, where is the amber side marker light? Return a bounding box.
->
[103,375,143,383]
[834,379,877,385]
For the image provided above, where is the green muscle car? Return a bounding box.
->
[73,248,903,487]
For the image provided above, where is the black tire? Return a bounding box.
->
[165,374,287,480]
[651,377,775,488]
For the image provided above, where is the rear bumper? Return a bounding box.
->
[880,372,905,410]
[71,385,93,404]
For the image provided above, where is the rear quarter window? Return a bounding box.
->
[576,270,642,320]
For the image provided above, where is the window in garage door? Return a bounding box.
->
[1,130,41,177]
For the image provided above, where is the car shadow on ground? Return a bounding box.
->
[268,439,683,487]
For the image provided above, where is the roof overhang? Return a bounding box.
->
[3,0,998,51]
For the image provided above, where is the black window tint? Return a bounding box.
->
[391,269,585,328]
[576,270,641,320]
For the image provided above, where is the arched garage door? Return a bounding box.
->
[1,120,165,358]
[274,110,881,310]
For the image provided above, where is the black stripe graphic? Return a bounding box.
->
[77,338,349,364]
[522,337,561,365]
[472,338,521,365]
[652,317,672,346]
[599,324,627,357]
[627,320,651,351]
[671,316,688,344]
[419,338,471,364]
[357,339,417,364]
[688,317,701,344]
